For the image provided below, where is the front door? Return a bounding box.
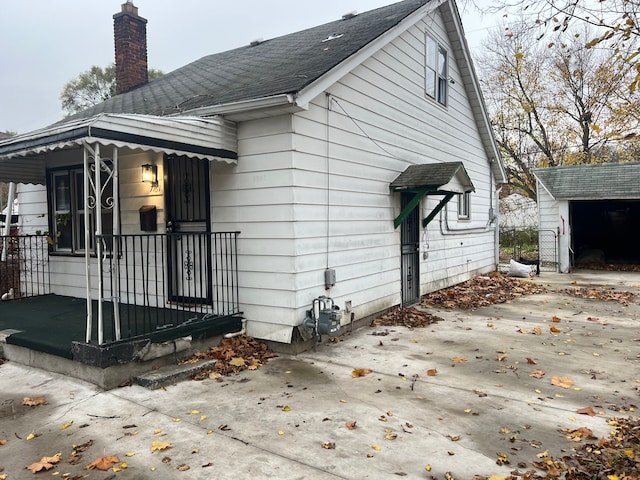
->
[165,155,212,303]
[400,193,420,305]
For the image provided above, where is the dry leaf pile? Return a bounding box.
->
[187,335,276,378]
[422,273,548,310]
[371,306,443,328]
[559,286,636,305]
[532,417,639,480]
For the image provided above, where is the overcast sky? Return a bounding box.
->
[0,0,495,134]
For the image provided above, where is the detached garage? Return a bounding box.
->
[534,162,640,273]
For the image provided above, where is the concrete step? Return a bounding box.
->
[132,359,217,389]
[0,329,22,358]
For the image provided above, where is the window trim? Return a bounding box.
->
[425,34,448,106]
[458,191,471,220]
[47,165,115,255]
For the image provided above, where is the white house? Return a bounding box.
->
[0,0,505,367]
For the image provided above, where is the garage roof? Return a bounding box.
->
[534,162,640,200]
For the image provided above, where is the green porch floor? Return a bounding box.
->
[0,295,242,360]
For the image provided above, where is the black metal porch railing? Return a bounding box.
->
[95,231,241,343]
[0,234,51,299]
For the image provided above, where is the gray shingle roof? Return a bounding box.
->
[64,0,429,123]
[534,162,640,200]
[390,161,473,192]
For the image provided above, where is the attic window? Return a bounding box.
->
[322,33,344,42]
[425,34,448,106]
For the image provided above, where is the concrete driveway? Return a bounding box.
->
[1,270,638,479]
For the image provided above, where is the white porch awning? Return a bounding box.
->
[0,113,238,184]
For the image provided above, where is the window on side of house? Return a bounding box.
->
[49,166,113,254]
[425,34,448,106]
[458,191,471,220]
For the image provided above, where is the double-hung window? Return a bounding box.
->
[458,191,471,220]
[49,166,113,254]
[425,34,448,106]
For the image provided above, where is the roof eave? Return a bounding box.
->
[182,93,302,121]
[0,114,238,163]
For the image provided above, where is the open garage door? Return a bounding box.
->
[571,200,640,265]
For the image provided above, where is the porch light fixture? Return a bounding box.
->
[141,164,158,188]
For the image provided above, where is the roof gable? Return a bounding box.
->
[534,162,640,200]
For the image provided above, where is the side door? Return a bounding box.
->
[400,193,420,305]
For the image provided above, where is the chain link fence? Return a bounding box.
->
[499,227,558,274]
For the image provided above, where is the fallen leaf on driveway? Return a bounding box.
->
[550,325,562,333]
[587,317,608,325]
[530,369,546,379]
[345,421,357,430]
[25,454,61,473]
[551,376,575,388]
[85,455,120,471]
[427,368,438,376]
[352,368,372,377]
[576,407,597,416]
[451,357,467,363]
[552,316,562,323]
[229,357,246,367]
[22,396,46,407]
[60,421,73,430]
[560,426,595,441]
[526,358,537,364]
[0,438,6,445]
[151,440,172,452]
[322,442,336,449]
[112,461,128,472]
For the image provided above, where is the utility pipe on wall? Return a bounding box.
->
[1,182,16,262]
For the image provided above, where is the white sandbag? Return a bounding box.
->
[508,259,533,278]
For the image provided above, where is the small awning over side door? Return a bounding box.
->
[390,161,475,229]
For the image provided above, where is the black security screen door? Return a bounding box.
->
[165,155,212,303]
[400,193,420,305]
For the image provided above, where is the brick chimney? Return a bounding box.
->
[113,1,148,94]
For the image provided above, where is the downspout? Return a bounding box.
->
[112,147,121,340]
[1,182,16,262]
[224,318,247,338]
[95,143,104,345]
[83,144,92,343]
